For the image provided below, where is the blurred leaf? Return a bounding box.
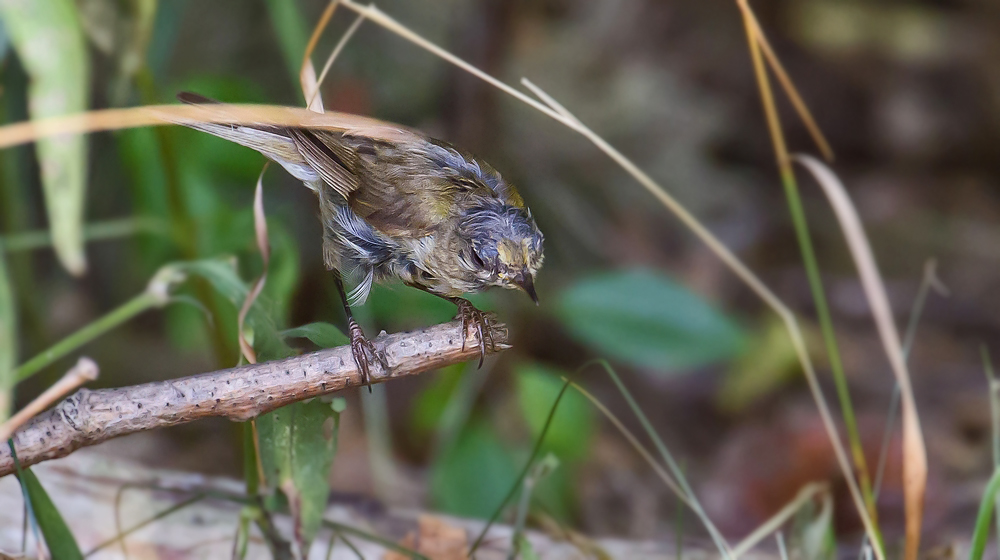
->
[795,491,835,560]
[16,467,84,560]
[262,0,309,85]
[257,398,342,554]
[557,269,746,371]
[516,363,594,461]
[0,251,14,420]
[517,535,541,560]
[365,282,460,328]
[282,322,348,349]
[75,0,156,103]
[430,420,518,519]
[263,222,300,325]
[410,364,463,438]
[173,258,293,360]
[717,316,801,412]
[0,0,91,275]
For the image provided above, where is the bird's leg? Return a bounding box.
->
[448,297,497,368]
[333,272,386,392]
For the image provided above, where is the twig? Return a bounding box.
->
[0,320,507,477]
[0,357,99,442]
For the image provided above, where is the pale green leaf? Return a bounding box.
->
[516,363,594,461]
[258,398,342,554]
[0,0,91,275]
[430,420,518,518]
[557,269,746,371]
[282,322,348,349]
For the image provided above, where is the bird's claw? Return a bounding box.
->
[348,319,387,393]
[454,299,497,368]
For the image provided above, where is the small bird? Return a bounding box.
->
[175,93,544,386]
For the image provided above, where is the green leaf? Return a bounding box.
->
[0,0,91,275]
[557,268,746,371]
[516,363,594,462]
[717,316,803,412]
[282,322,348,349]
[261,0,309,85]
[430,420,518,519]
[409,365,464,438]
[173,258,293,361]
[263,222,301,326]
[517,535,541,560]
[257,398,342,554]
[17,467,84,560]
[0,251,15,420]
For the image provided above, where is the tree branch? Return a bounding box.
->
[1,320,508,477]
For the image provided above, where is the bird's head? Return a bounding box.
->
[459,203,544,304]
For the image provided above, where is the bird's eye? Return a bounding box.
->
[470,249,485,268]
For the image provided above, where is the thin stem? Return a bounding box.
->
[14,291,161,383]
[738,6,879,535]
[969,468,1000,560]
[0,358,98,441]
[84,494,207,556]
[731,483,826,557]
[981,346,1000,548]
[0,217,167,253]
[469,378,572,554]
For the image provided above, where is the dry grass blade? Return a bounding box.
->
[569,382,690,506]
[0,104,422,151]
[731,483,827,558]
[236,165,273,365]
[302,0,341,79]
[311,10,367,109]
[0,357,98,442]
[793,154,927,560]
[734,0,833,161]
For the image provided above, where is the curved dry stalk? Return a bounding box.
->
[733,0,833,161]
[310,9,367,108]
[793,154,927,560]
[237,165,272,365]
[0,103,426,151]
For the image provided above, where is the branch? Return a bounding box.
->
[0,320,508,477]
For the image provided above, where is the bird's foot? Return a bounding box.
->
[348,319,387,392]
[454,298,497,368]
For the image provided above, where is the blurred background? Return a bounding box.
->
[2,0,999,550]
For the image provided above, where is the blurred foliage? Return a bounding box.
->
[516,363,594,462]
[717,316,806,413]
[76,0,156,104]
[0,252,13,419]
[410,363,464,439]
[0,0,90,275]
[430,418,518,519]
[557,269,746,372]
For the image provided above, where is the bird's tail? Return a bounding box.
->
[173,92,321,187]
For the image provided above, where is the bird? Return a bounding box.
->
[174,92,544,387]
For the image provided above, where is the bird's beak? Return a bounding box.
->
[516,273,539,305]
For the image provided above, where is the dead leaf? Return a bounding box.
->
[384,515,468,560]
